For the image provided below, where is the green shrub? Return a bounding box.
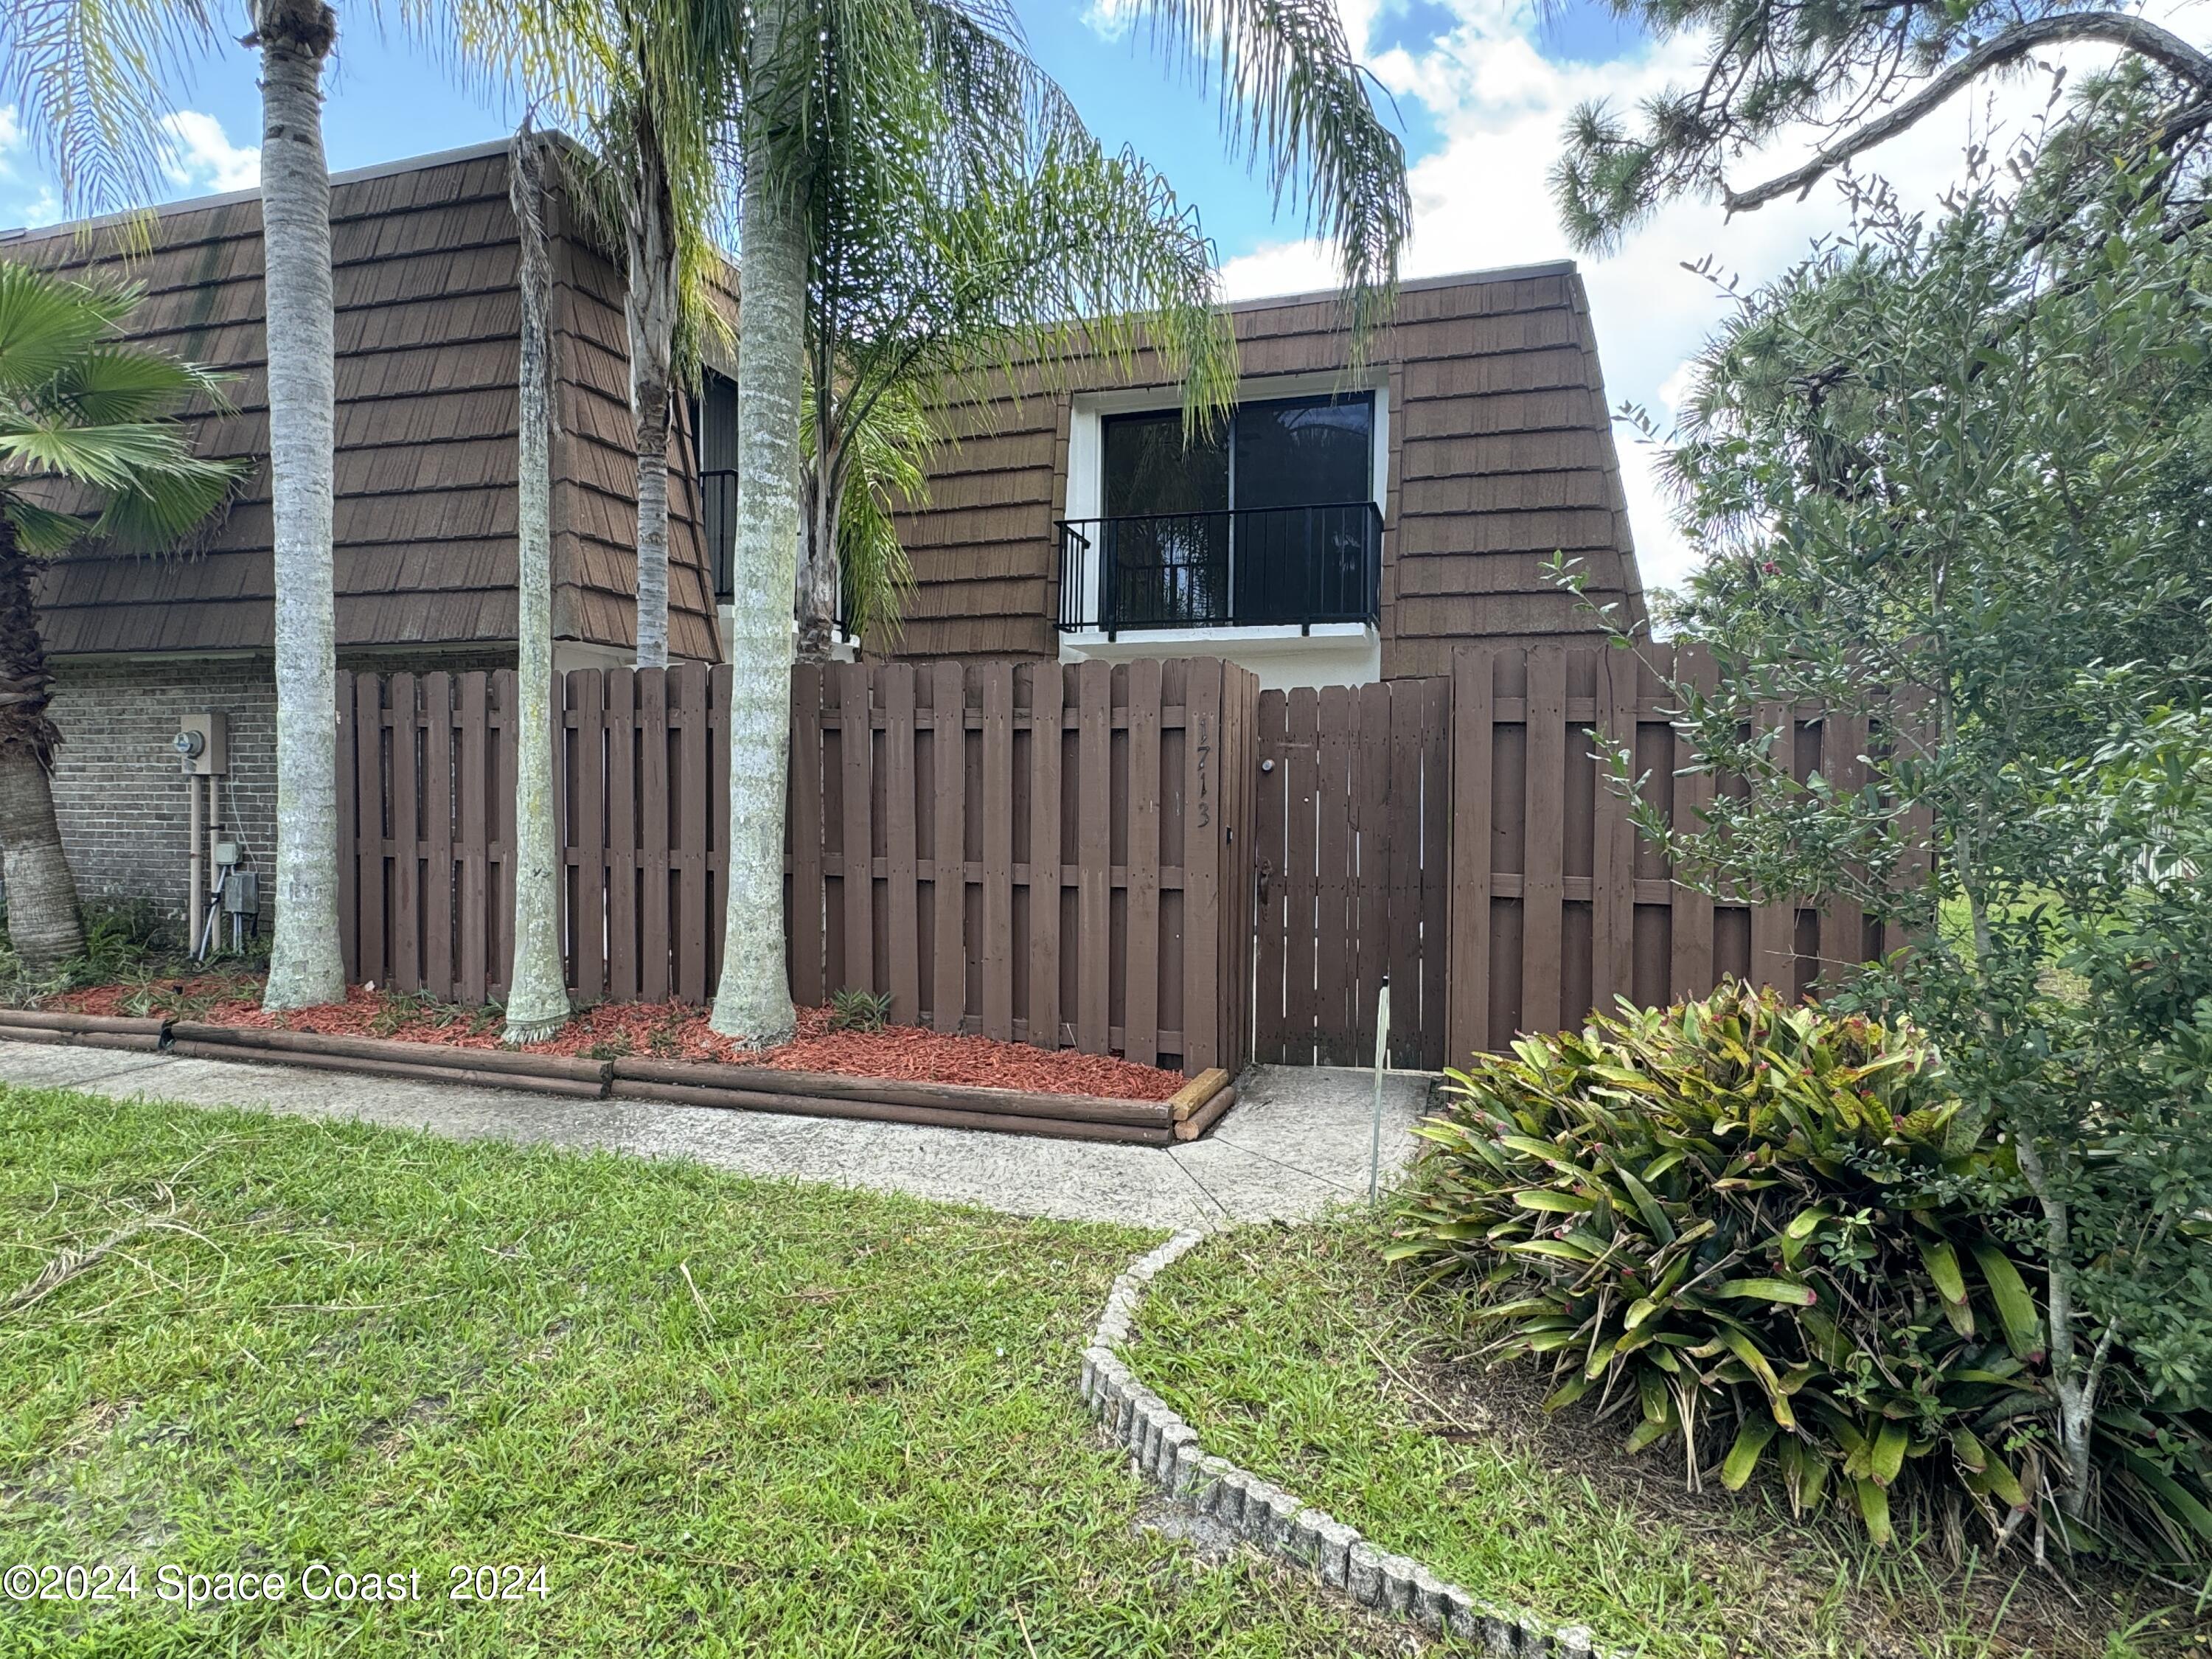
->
[1386,981,2212,1566]
[828,987,892,1034]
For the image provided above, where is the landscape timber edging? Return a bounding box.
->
[0,1013,1201,1145]
[1080,1231,1612,1659]
[0,1009,166,1050]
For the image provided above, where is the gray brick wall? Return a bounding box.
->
[48,659,279,932]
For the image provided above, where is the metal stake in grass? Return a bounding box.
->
[1368,972,1390,1208]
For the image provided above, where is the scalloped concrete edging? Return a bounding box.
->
[1079,1231,1611,1658]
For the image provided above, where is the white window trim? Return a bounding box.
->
[1061,369,1389,646]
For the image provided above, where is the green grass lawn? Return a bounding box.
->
[1138,1224,2196,1659]
[0,1086,1394,1658]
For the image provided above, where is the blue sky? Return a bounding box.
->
[0,0,2081,591]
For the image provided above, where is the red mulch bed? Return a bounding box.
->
[47,977,1184,1102]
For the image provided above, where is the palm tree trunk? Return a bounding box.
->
[0,522,83,972]
[709,0,805,1045]
[795,453,839,661]
[504,131,572,1043]
[255,0,346,1012]
[627,139,678,669]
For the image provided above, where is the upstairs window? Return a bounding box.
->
[1074,392,1379,631]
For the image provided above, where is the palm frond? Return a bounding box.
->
[1120,0,1408,325]
[0,0,226,217]
[0,259,241,556]
[0,261,132,392]
[1,498,91,554]
[89,452,240,549]
[51,341,232,423]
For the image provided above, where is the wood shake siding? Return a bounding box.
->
[6,142,718,662]
[884,262,1643,677]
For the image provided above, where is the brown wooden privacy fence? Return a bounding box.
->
[1254,643,1896,1070]
[337,664,733,1009]
[336,658,1259,1077]
[784,657,1258,1074]
[338,645,1886,1085]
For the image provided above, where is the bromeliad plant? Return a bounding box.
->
[1387,982,2212,1565]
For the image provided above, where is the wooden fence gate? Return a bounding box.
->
[1253,643,1896,1073]
[1251,678,1453,1070]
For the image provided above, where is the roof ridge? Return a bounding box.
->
[1,134,542,244]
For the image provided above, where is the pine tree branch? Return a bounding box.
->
[1722,11,2212,214]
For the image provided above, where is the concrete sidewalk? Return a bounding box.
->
[0,1039,1436,1229]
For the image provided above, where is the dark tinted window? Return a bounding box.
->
[1102,410,1228,517]
[1233,394,1371,509]
[1101,395,1371,518]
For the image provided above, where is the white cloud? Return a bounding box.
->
[1082,0,1135,41]
[160,110,260,193]
[0,102,60,228]
[1220,1,2181,598]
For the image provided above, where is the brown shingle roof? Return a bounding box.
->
[4,141,720,662]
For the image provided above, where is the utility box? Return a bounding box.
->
[174,712,228,776]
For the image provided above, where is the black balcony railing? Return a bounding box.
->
[1055,501,1382,636]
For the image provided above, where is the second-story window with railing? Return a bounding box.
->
[1057,391,1382,635]
[696,367,740,603]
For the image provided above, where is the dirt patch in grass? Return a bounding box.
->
[44,977,1183,1100]
[1138,1222,2202,1659]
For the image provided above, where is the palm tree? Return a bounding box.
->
[794,108,1238,660]
[796,374,933,655]
[501,128,571,1042]
[0,0,593,1012]
[710,0,1410,1046]
[567,0,737,669]
[0,262,243,972]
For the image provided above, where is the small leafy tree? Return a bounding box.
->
[1594,146,2212,1542]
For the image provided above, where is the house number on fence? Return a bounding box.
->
[1195,714,1212,830]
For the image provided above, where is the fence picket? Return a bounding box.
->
[639,668,672,1002]
[1125,658,1163,1068]
[424,671,456,1001]
[1446,649,1495,1062]
[881,665,920,1026]
[568,669,606,1004]
[605,669,638,1003]
[1075,660,1112,1054]
[929,662,966,1032]
[490,669,518,1001]
[683,665,719,1002]
[1181,661,1222,1071]
[355,673,388,990]
[981,663,1015,1042]
[335,669,359,983]
[458,672,490,1004]
[1669,646,1719,999]
[389,672,420,994]
[1027,663,1063,1049]
[1521,646,1565,1037]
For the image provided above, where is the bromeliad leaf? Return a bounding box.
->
[1714,1276,1819,1307]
